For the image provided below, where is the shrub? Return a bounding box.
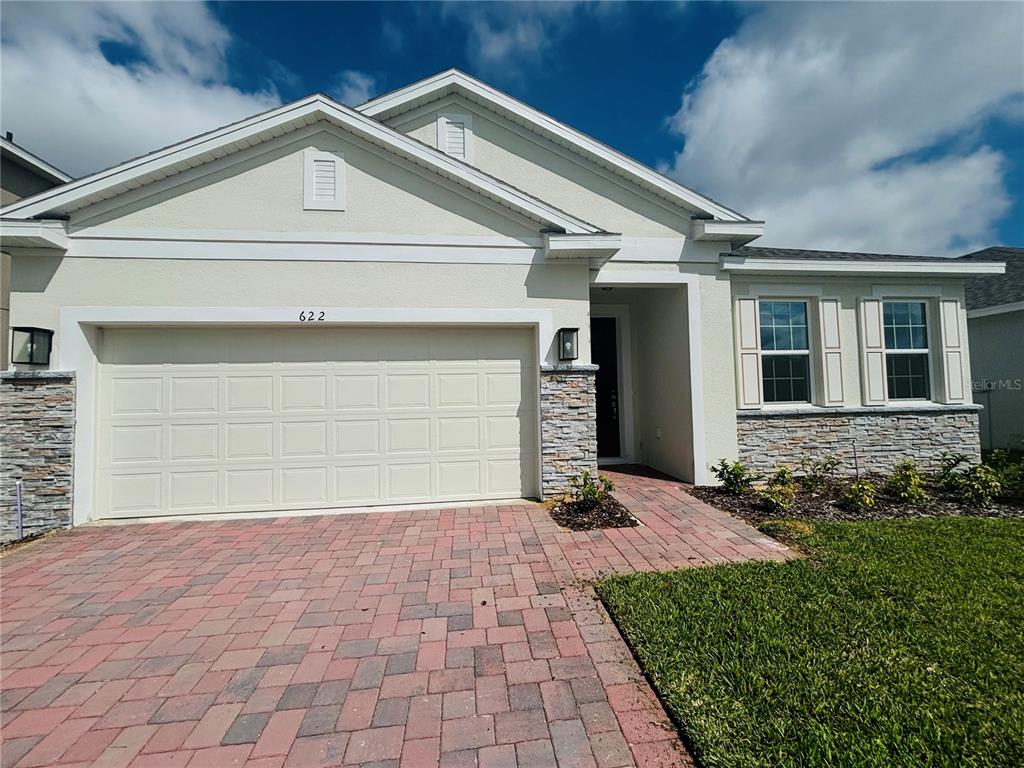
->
[838,480,877,514]
[712,459,760,495]
[798,455,840,492]
[756,468,798,514]
[883,460,931,507]
[567,470,614,510]
[986,450,1024,501]
[937,452,970,485]
[946,464,1002,507]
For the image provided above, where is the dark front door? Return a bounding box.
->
[591,317,621,458]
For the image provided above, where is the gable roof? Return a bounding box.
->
[0,93,605,236]
[358,68,750,223]
[0,137,72,185]
[959,246,1024,310]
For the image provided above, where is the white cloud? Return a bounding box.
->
[329,70,378,106]
[666,1,1023,255]
[0,1,280,178]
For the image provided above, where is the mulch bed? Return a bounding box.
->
[690,477,1024,525]
[549,494,639,531]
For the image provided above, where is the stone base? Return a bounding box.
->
[540,365,598,498]
[1,371,75,543]
[736,406,981,475]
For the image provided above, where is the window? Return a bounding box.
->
[437,113,473,162]
[758,301,811,403]
[883,301,930,399]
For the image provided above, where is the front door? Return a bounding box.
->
[591,317,621,458]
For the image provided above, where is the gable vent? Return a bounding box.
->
[303,150,345,211]
[438,113,474,163]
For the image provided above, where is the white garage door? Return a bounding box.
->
[96,326,537,518]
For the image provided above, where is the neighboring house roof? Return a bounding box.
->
[0,93,606,236]
[0,136,72,184]
[959,246,1024,312]
[722,245,1005,277]
[358,68,751,224]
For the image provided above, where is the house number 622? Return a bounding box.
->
[298,310,326,322]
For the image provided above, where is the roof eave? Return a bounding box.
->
[720,256,1007,277]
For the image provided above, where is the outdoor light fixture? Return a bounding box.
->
[557,327,578,362]
[11,327,53,366]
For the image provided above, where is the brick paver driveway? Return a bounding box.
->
[0,467,788,768]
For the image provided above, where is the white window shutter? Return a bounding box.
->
[939,299,966,403]
[303,150,345,211]
[437,113,473,162]
[818,299,844,405]
[736,298,762,408]
[859,298,886,405]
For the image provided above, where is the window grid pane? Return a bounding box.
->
[759,301,809,352]
[762,355,810,403]
[883,301,928,350]
[886,354,930,399]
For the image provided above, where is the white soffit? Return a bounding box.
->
[0,218,68,249]
[691,219,765,245]
[0,95,603,236]
[358,69,750,223]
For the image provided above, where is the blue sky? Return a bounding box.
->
[2,1,1022,254]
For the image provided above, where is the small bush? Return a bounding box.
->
[567,470,614,510]
[986,450,1024,501]
[798,455,840,492]
[759,519,814,541]
[938,452,970,485]
[946,464,1002,507]
[756,476,798,514]
[712,459,760,495]
[838,480,877,514]
[883,460,931,507]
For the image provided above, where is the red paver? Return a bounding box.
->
[0,466,789,767]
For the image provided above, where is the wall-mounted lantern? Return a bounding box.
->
[11,327,53,366]
[557,327,578,362]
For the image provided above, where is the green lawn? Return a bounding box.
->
[598,518,1024,768]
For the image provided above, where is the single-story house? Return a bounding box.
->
[961,246,1024,451]
[0,69,1005,539]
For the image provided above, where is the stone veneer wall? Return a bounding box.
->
[540,365,598,498]
[736,406,981,475]
[1,371,75,543]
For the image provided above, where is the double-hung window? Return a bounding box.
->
[883,301,930,399]
[758,300,811,403]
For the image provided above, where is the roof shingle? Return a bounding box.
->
[959,246,1024,310]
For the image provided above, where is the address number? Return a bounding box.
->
[298,310,326,322]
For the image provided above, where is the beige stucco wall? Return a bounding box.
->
[73,128,540,240]
[389,96,692,238]
[730,275,973,409]
[9,257,591,367]
[968,309,1024,450]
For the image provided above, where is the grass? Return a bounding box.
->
[597,518,1024,768]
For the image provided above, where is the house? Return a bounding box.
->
[0,69,1004,538]
[1,134,72,370]
[961,246,1024,451]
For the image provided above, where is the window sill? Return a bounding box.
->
[737,402,982,418]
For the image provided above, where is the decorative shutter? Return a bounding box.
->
[939,299,966,403]
[445,120,467,159]
[818,299,844,405]
[859,299,886,405]
[303,150,345,211]
[736,298,762,408]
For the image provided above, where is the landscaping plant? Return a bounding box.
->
[756,466,798,514]
[883,460,931,507]
[711,458,760,494]
[838,479,877,513]
[567,469,614,510]
[798,454,840,493]
[947,463,1002,506]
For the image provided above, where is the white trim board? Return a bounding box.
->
[59,306,555,527]
[967,300,1024,319]
[358,69,749,223]
[1,137,72,183]
[721,256,1006,276]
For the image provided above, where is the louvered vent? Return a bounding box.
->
[445,121,466,159]
[312,159,336,200]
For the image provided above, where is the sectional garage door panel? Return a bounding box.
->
[96,327,538,518]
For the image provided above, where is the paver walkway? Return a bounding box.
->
[0,467,789,768]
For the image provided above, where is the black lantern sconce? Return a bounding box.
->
[557,327,578,362]
[11,327,53,366]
